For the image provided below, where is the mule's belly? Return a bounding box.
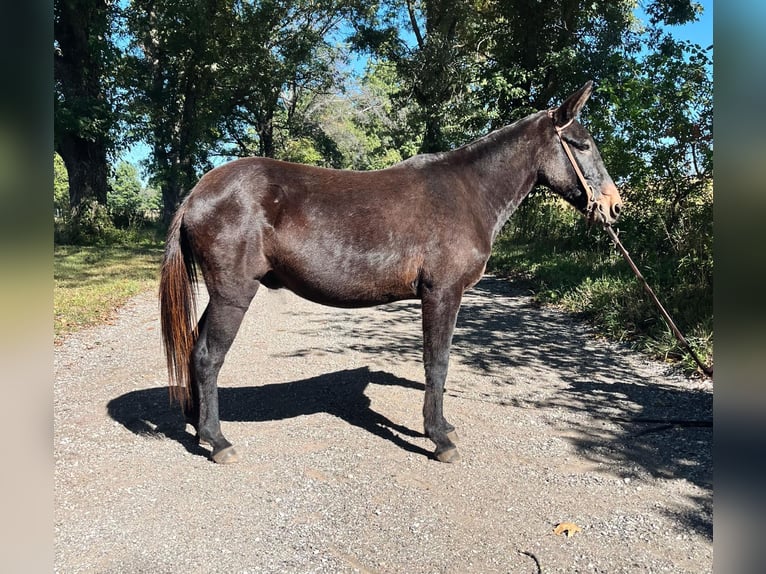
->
[262,244,422,308]
[261,266,419,308]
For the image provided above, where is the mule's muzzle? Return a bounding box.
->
[591,183,623,226]
[589,202,622,226]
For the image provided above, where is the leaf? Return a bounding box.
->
[553,522,582,537]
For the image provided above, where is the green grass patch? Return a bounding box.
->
[488,231,713,376]
[54,231,164,340]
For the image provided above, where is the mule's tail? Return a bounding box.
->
[159,207,198,406]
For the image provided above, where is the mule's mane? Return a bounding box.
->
[395,111,544,169]
[457,112,542,154]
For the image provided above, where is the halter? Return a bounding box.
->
[547,109,600,221]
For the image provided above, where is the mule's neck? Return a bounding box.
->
[453,111,547,242]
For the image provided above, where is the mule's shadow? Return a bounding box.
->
[107,367,432,459]
[110,276,711,538]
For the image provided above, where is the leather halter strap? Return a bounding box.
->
[547,109,598,212]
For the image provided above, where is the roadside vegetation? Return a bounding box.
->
[54,154,164,340]
[489,190,713,376]
[54,230,164,341]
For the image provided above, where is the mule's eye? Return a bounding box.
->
[572,140,590,151]
[563,136,589,151]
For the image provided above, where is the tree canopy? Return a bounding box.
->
[54,0,711,227]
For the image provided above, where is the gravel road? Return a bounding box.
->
[54,275,712,573]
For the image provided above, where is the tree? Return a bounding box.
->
[54,0,118,219]
[353,0,476,152]
[216,0,362,163]
[124,0,361,222]
[498,0,712,355]
[592,33,713,287]
[353,0,704,153]
[108,161,155,228]
[124,0,239,223]
[299,60,421,169]
[54,153,69,220]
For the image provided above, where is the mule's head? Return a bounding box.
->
[537,81,623,226]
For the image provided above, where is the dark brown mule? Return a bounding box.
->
[160,81,622,464]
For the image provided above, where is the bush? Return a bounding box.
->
[62,199,119,244]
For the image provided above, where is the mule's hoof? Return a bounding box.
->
[446,429,459,443]
[435,446,461,463]
[212,445,240,464]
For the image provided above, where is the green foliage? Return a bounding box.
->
[489,214,712,376]
[122,0,236,218]
[53,0,712,374]
[279,138,326,166]
[108,161,141,227]
[288,60,421,169]
[490,189,712,375]
[107,161,161,228]
[352,0,654,150]
[481,5,713,374]
[351,60,422,166]
[645,0,703,26]
[55,155,161,243]
[54,0,121,149]
[67,199,118,245]
[54,153,69,219]
[122,0,365,218]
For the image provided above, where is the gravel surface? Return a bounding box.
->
[54,276,712,573]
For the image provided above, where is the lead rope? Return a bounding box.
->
[551,112,713,378]
[603,225,713,378]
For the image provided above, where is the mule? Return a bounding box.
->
[159,81,622,464]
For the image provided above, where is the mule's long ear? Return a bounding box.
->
[552,80,594,127]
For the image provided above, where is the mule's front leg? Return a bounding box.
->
[421,285,463,463]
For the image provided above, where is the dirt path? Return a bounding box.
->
[54,276,712,573]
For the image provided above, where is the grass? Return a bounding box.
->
[54,230,165,341]
[488,229,713,377]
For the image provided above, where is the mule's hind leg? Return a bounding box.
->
[182,307,207,433]
[421,284,463,463]
[192,288,258,463]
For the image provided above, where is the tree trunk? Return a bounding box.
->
[413,0,461,153]
[420,112,445,154]
[158,150,200,225]
[56,135,109,216]
[54,0,113,215]
[161,179,183,226]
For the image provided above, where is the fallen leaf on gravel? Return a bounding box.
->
[553,522,582,537]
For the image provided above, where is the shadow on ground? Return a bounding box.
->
[110,276,712,538]
[451,276,713,538]
[108,367,432,460]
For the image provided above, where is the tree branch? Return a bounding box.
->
[407,0,425,49]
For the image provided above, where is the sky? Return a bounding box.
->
[123,1,714,177]
[637,0,713,48]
